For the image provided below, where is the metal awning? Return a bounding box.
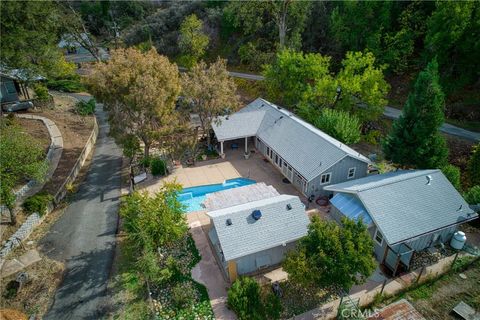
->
[330,193,373,225]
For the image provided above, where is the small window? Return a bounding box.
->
[374,230,383,245]
[347,167,356,179]
[320,172,331,185]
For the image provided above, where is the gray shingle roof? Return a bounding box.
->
[203,183,280,211]
[325,170,477,245]
[207,195,309,261]
[212,98,370,181]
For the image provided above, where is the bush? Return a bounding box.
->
[314,108,361,144]
[264,292,282,320]
[76,98,96,116]
[464,185,480,205]
[150,157,166,176]
[441,164,461,191]
[172,282,197,308]
[227,277,264,320]
[23,192,53,215]
[47,76,85,92]
[33,83,50,101]
[468,143,480,186]
[362,130,381,145]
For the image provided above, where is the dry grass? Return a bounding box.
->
[0,257,64,317]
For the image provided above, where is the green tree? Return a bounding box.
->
[0,119,48,224]
[178,14,209,68]
[283,216,375,291]
[120,182,188,251]
[86,48,181,158]
[226,0,311,50]
[0,1,72,80]
[263,49,334,107]
[468,144,480,186]
[181,58,240,147]
[264,50,389,124]
[383,59,448,169]
[425,1,480,90]
[441,164,461,191]
[227,277,264,320]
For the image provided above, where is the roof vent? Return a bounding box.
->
[286,204,292,211]
[426,175,433,185]
[277,105,282,110]
[226,218,232,226]
[457,204,463,211]
[252,210,262,220]
[274,116,284,124]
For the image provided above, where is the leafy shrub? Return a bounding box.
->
[227,277,264,320]
[76,98,96,116]
[441,164,461,191]
[314,108,361,144]
[172,282,196,308]
[33,83,50,101]
[468,143,480,186]
[47,74,85,92]
[362,130,381,145]
[264,292,282,320]
[23,192,53,215]
[150,157,166,176]
[464,185,480,205]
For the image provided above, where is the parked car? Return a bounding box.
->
[2,101,33,112]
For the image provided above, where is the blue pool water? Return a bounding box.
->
[178,178,256,212]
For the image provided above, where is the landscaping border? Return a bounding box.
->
[0,114,98,262]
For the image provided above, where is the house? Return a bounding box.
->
[1,69,44,105]
[211,98,371,198]
[206,193,309,282]
[325,170,478,275]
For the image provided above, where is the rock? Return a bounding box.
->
[459,273,467,280]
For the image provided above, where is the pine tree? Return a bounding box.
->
[383,59,448,168]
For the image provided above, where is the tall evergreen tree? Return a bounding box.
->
[383,59,448,168]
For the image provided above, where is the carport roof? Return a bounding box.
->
[207,195,309,261]
[212,110,266,141]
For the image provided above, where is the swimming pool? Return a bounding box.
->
[178,178,257,212]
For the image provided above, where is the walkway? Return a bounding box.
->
[39,94,123,319]
[189,218,237,320]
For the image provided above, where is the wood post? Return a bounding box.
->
[228,260,237,282]
[416,266,425,284]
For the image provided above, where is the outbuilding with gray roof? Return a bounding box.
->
[207,194,309,281]
[325,170,478,275]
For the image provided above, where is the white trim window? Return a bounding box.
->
[347,167,356,179]
[320,172,331,185]
[374,230,383,246]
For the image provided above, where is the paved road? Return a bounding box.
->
[384,106,480,142]
[39,93,122,320]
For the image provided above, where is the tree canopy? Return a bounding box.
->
[181,58,240,147]
[264,50,389,124]
[85,48,181,158]
[283,216,376,291]
[178,14,209,68]
[383,59,448,169]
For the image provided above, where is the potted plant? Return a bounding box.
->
[201,154,207,161]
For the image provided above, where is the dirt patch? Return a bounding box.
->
[16,118,51,155]
[408,259,480,319]
[445,135,475,187]
[0,256,64,317]
[26,94,94,195]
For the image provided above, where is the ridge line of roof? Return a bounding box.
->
[208,194,299,217]
[355,169,440,193]
[255,98,370,164]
